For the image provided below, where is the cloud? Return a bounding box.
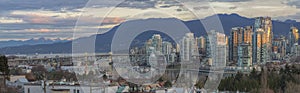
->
[0,9,125,40]
[1,0,300,41]
[0,17,24,23]
[118,0,157,9]
[25,14,55,24]
[0,0,157,40]
[0,0,89,12]
[199,0,299,18]
[275,12,300,21]
[0,0,164,13]
[0,27,76,41]
[77,16,125,26]
[210,0,252,2]
[27,28,60,33]
[283,0,300,8]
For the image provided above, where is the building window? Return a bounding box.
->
[77,90,80,93]
[28,88,30,93]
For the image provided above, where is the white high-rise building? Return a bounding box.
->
[206,30,226,67]
[180,33,198,62]
[151,34,163,53]
[162,41,173,55]
[162,41,174,63]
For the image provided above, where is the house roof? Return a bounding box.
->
[16,78,29,83]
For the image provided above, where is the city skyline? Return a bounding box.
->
[1,0,300,93]
[128,16,299,67]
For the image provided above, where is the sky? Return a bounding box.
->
[0,0,300,41]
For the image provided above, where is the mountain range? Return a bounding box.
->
[1,13,300,54]
[0,38,69,48]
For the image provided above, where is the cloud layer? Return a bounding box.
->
[0,0,299,41]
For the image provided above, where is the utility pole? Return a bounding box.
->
[90,85,92,93]
[43,72,47,93]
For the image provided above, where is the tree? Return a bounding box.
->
[250,68,259,80]
[0,55,9,79]
[235,71,243,81]
[195,80,205,89]
[158,77,164,82]
[103,74,108,80]
[0,55,9,92]
[31,65,47,80]
[47,70,64,81]
[25,73,36,81]
[164,80,172,88]
[65,72,77,82]
[285,82,300,93]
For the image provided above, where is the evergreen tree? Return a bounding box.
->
[164,80,172,88]
[0,55,9,79]
[0,55,9,92]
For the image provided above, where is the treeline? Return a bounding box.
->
[218,65,300,93]
[26,65,77,82]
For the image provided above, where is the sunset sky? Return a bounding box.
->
[0,0,300,41]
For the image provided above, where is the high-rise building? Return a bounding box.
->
[254,17,273,44]
[180,33,198,62]
[244,26,253,44]
[225,36,229,63]
[175,44,180,53]
[280,36,288,58]
[162,41,173,55]
[252,17,273,65]
[253,29,271,65]
[205,35,211,58]
[145,34,163,54]
[145,39,153,55]
[291,43,300,57]
[272,38,281,60]
[206,30,226,67]
[151,34,163,53]
[162,41,174,63]
[272,36,287,60]
[229,26,253,63]
[196,36,206,54]
[288,26,299,54]
[144,34,163,63]
[229,27,243,63]
[238,43,252,67]
[169,49,177,63]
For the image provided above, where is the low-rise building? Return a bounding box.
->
[24,84,117,93]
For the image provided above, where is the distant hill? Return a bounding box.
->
[0,13,299,54]
[0,37,69,48]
